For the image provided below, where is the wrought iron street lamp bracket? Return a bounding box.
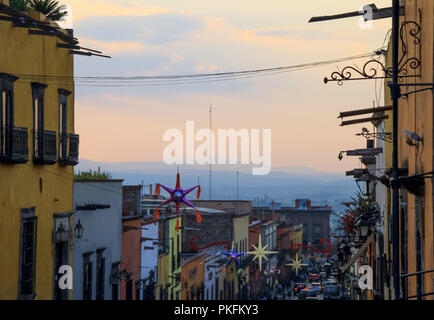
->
[324,21,421,85]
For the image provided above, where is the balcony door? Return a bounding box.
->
[0,74,16,156]
[32,83,46,159]
[0,90,12,155]
[58,90,70,160]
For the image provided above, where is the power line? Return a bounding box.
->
[12,50,384,87]
[24,163,124,196]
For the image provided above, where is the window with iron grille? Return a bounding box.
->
[83,253,93,300]
[18,208,37,299]
[96,249,105,300]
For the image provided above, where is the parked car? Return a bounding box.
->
[325,279,337,286]
[293,283,306,295]
[319,272,327,280]
[309,282,323,294]
[324,285,340,300]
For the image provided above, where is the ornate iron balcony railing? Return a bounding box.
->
[59,133,79,166]
[0,126,28,164]
[33,129,57,165]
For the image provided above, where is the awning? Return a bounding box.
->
[340,233,374,273]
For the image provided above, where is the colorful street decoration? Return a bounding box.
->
[221,247,246,269]
[289,238,332,254]
[264,267,280,285]
[246,234,278,271]
[286,253,308,276]
[154,172,201,232]
[189,235,231,251]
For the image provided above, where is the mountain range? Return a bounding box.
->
[75,159,357,210]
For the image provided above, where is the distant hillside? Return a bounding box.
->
[75,159,357,208]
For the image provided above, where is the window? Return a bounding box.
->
[31,83,47,159]
[126,279,133,300]
[18,208,37,299]
[112,283,118,300]
[83,253,93,300]
[177,235,180,268]
[415,196,425,300]
[135,281,141,300]
[96,249,105,300]
[110,262,120,300]
[58,89,71,161]
[189,267,197,280]
[0,73,17,158]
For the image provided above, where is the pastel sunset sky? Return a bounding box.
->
[63,0,392,173]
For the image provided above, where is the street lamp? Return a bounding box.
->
[74,219,84,239]
[55,222,68,242]
[357,217,371,240]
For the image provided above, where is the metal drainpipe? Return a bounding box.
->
[391,0,401,300]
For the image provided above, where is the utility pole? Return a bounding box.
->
[390,0,400,300]
[236,170,239,200]
[209,105,212,200]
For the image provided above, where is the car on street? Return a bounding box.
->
[324,285,340,300]
[319,272,327,280]
[308,282,323,294]
[309,273,320,282]
[299,288,318,299]
[293,283,306,295]
[325,279,337,286]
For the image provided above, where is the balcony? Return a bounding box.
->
[0,126,29,164]
[59,133,79,166]
[33,129,57,165]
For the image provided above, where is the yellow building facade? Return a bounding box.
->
[156,215,182,300]
[0,2,78,299]
[381,0,434,300]
[231,213,250,299]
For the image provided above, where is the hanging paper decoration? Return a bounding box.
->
[189,235,231,251]
[154,172,201,232]
[286,253,309,276]
[246,234,278,271]
[289,238,332,254]
[221,248,246,269]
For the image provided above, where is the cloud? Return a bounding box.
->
[63,0,169,21]
[74,14,203,45]
[70,2,392,172]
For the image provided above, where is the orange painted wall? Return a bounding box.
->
[180,253,205,300]
[120,217,142,300]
